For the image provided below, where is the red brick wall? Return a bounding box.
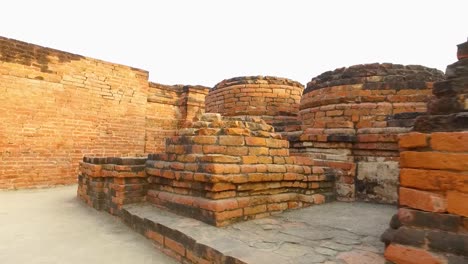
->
[0,37,149,189]
[0,36,208,189]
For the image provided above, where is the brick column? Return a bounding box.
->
[382,39,468,264]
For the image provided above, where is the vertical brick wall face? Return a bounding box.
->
[0,36,209,189]
[145,83,209,154]
[205,76,304,134]
[294,64,444,203]
[382,40,468,264]
[0,37,149,189]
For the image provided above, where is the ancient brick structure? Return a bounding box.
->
[146,113,334,226]
[77,157,147,215]
[78,113,335,226]
[0,36,209,189]
[205,76,304,134]
[146,83,209,153]
[293,64,444,203]
[381,40,468,264]
[4,34,467,264]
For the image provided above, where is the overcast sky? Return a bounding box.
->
[1,0,466,87]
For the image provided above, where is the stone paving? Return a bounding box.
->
[124,201,396,264]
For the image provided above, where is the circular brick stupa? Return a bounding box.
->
[205,76,304,134]
[295,63,444,203]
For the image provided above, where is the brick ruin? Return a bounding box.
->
[294,64,444,204]
[2,35,467,263]
[205,76,304,135]
[0,36,209,189]
[381,41,468,264]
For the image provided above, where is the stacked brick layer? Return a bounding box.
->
[77,157,148,215]
[206,76,304,133]
[146,113,334,226]
[295,63,444,203]
[382,40,468,264]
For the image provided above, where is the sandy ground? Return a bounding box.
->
[0,185,176,264]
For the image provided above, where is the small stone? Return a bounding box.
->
[295,252,327,263]
[337,250,385,264]
[314,247,338,256]
[321,241,353,251]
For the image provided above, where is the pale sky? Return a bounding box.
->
[1,0,467,87]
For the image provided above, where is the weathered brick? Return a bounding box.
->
[400,151,468,171]
[384,244,447,264]
[399,187,447,213]
[399,132,428,148]
[447,191,468,217]
[400,168,467,192]
[431,132,468,152]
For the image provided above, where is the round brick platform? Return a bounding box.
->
[206,76,304,133]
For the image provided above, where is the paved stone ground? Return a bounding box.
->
[125,200,396,264]
[0,185,176,264]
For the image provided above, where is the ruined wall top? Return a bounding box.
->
[213,76,303,91]
[304,63,444,94]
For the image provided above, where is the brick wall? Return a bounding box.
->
[0,36,208,189]
[294,63,444,203]
[382,40,468,264]
[205,76,304,134]
[0,36,149,189]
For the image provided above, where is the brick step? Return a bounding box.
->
[121,202,281,264]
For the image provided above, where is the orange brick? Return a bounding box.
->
[400,168,467,192]
[193,136,217,145]
[223,128,251,136]
[242,156,258,164]
[164,237,186,257]
[384,244,447,264]
[202,145,227,154]
[399,187,447,212]
[214,209,243,221]
[145,230,164,245]
[399,132,428,148]
[400,151,468,171]
[244,204,267,215]
[447,191,468,217]
[219,136,245,146]
[431,132,468,152]
[245,137,267,146]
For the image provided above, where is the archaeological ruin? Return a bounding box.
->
[1,35,467,263]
